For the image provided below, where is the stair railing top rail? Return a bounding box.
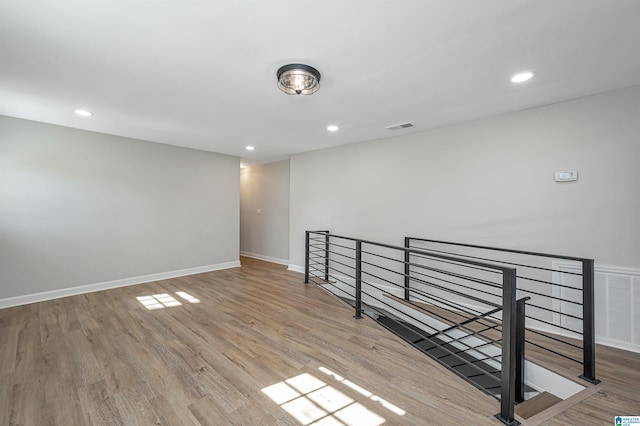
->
[406,237,591,262]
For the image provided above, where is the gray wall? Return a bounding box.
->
[240,160,290,263]
[1,115,240,300]
[289,86,640,270]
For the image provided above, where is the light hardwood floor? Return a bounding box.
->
[1,257,638,425]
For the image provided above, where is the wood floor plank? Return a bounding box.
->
[1,256,638,425]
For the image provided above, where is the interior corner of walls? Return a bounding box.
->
[0,261,240,310]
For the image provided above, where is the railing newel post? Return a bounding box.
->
[324,231,330,281]
[404,237,411,301]
[304,231,310,284]
[354,240,363,319]
[496,267,519,426]
[515,297,528,403]
[580,259,600,384]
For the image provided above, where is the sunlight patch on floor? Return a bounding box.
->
[137,291,200,310]
[318,367,406,416]
[262,369,406,425]
[175,291,200,303]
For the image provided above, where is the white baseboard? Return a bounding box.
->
[240,251,289,266]
[288,264,305,274]
[0,260,241,310]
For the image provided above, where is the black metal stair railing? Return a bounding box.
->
[405,237,599,385]
[304,231,526,426]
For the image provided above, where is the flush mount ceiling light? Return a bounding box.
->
[327,125,339,132]
[511,71,535,83]
[245,145,255,151]
[277,64,321,95]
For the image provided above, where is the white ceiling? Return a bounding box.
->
[2,1,640,165]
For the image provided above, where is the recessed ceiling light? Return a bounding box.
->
[511,71,535,83]
[327,125,339,132]
[74,109,93,117]
[245,146,255,151]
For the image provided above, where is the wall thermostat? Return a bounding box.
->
[555,171,578,182]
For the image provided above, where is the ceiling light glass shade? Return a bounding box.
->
[277,64,321,95]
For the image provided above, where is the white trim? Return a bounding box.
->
[552,261,640,277]
[552,261,640,354]
[594,337,640,354]
[240,251,289,266]
[0,261,241,309]
[288,264,305,274]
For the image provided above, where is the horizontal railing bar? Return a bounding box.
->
[430,336,503,365]
[409,267,503,298]
[319,263,501,321]
[403,291,497,325]
[408,299,504,338]
[523,315,583,335]
[408,286,498,319]
[324,258,357,273]
[430,322,504,348]
[319,281,355,301]
[516,289,583,306]
[317,244,583,294]
[359,293,442,335]
[407,237,592,263]
[321,248,357,262]
[310,232,517,274]
[525,303,584,320]
[516,275,583,291]
[356,257,504,304]
[362,271,504,336]
[360,270,405,289]
[380,303,503,352]
[310,241,355,251]
[359,259,408,280]
[409,260,503,289]
[399,295,508,350]
[409,244,583,276]
[308,249,327,255]
[308,259,328,266]
[410,251,501,275]
[429,306,504,339]
[525,328,584,350]
[320,272,357,293]
[408,275,502,308]
[323,267,357,282]
[360,250,409,264]
[525,340,582,364]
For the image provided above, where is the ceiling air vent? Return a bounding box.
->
[386,122,414,131]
